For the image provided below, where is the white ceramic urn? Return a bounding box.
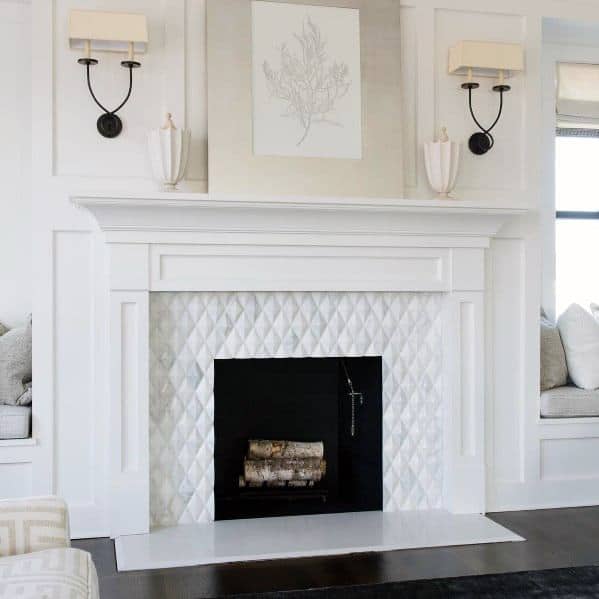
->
[148,113,191,191]
[424,127,460,199]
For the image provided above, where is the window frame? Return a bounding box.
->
[555,127,599,221]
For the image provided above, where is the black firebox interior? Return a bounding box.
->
[214,356,382,521]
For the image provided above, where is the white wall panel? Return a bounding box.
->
[0,463,33,499]
[0,3,31,328]
[434,9,526,198]
[53,232,95,504]
[488,238,524,485]
[53,0,165,179]
[185,0,208,185]
[400,5,418,191]
[541,438,599,481]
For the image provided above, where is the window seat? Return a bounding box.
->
[541,386,599,418]
[0,405,31,440]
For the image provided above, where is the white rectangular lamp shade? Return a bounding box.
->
[449,41,524,78]
[69,9,148,54]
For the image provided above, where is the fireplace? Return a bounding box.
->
[214,357,383,520]
[73,191,522,539]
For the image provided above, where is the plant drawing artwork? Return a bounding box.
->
[262,17,352,147]
[252,1,363,159]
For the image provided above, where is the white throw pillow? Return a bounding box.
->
[558,304,599,390]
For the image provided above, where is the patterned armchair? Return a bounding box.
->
[0,496,99,599]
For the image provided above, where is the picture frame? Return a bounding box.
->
[207,0,403,198]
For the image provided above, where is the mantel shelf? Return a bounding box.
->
[72,190,531,217]
[71,191,530,241]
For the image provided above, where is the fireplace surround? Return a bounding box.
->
[73,191,526,539]
[150,291,439,526]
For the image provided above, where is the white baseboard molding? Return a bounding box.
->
[68,502,108,539]
[488,479,599,512]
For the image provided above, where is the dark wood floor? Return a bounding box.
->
[73,506,599,598]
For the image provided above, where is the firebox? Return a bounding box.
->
[214,357,383,520]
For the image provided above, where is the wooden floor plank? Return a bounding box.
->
[73,507,599,598]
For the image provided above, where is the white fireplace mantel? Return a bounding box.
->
[72,191,528,242]
[72,191,529,538]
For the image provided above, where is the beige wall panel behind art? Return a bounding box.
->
[207,0,404,197]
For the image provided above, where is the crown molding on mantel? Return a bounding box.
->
[71,191,531,244]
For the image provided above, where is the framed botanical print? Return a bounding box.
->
[207,0,403,197]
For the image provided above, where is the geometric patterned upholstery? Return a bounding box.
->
[0,496,70,558]
[0,547,99,599]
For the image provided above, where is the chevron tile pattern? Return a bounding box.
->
[149,292,443,526]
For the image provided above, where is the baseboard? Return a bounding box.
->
[68,502,108,539]
[488,479,599,512]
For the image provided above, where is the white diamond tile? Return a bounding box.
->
[150,292,443,527]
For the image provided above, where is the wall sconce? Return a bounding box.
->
[69,10,148,138]
[449,41,524,155]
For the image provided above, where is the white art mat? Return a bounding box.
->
[251,1,363,159]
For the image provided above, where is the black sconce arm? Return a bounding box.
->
[84,62,133,115]
[462,80,510,155]
[78,56,141,138]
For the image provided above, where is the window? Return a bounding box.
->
[555,129,599,315]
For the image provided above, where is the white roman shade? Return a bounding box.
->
[557,62,599,128]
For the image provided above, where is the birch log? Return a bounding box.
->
[239,478,314,489]
[248,440,324,460]
[244,458,326,483]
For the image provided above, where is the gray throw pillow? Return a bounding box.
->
[16,382,32,406]
[0,322,8,337]
[541,315,568,392]
[0,319,32,406]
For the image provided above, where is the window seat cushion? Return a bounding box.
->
[0,405,31,439]
[541,386,599,418]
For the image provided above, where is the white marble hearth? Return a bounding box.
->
[115,510,523,571]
